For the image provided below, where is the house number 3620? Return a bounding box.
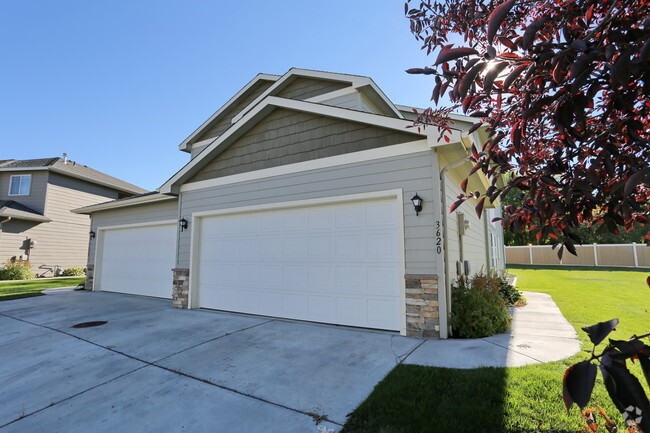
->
[435,221,442,254]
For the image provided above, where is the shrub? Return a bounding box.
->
[450,273,511,338]
[61,267,86,277]
[0,260,35,280]
[497,275,526,306]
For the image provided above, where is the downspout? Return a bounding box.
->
[439,157,468,339]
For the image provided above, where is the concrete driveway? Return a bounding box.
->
[0,291,423,432]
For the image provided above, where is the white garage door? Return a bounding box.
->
[98,223,176,298]
[197,197,402,330]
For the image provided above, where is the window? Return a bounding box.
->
[8,175,31,196]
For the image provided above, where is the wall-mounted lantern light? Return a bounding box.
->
[89,231,96,239]
[411,193,423,216]
[179,218,188,232]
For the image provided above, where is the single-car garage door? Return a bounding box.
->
[196,197,402,330]
[97,223,176,298]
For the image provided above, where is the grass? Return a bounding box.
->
[0,277,85,301]
[342,268,650,433]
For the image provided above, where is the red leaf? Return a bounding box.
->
[459,61,487,99]
[563,361,597,411]
[406,68,425,74]
[487,0,517,44]
[503,64,527,90]
[483,61,509,95]
[475,197,486,218]
[434,47,479,65]
[449,199,464,213]
[460,178,468,192]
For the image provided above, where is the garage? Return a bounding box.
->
[95,222,177,298]
[194,197,403,330]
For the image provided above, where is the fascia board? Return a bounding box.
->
[177,73,280,151]
[71,193,177,214]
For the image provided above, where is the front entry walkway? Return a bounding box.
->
[403,291,581,368]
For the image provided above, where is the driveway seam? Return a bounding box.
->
[0,365,148,430]
[397,338,427,364]
[150,319,275,363]
[0,312,342,427]
[479,337,544,363]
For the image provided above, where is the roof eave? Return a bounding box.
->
[72,193,177,214]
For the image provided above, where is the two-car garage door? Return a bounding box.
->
[195,197,402,331]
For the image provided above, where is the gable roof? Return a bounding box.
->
[0,200,51,222]
[178,73,280,152]
[159,96,463,194]
[72,191,177,214]
[178,69,405,153]
[0,158,148,195]
[231,68,404,123]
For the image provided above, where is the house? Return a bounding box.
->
[0,156,148,276]
[74,68,506,339]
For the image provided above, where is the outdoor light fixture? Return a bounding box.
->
[89,231,96,239]
[411,193,423,216]
[179,218,188,231]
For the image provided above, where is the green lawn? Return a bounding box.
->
[342,267,650,433]
[0,277,85,302]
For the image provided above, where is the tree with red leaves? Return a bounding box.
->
[405,0,650,257]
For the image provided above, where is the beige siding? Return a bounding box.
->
[443,171,489,282]
[0,171,49,213]
[189,108,420,183]
[88,199,179,265]
[193,79,275,145]
[0,173,120,275]
[276,77,350,100]
[179,151,440,275]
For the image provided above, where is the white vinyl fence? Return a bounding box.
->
[506,243,649,268]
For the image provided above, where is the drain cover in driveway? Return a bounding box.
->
[71,321,107,328]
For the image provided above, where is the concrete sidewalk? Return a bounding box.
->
[403,291,582,368]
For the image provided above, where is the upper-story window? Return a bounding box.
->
[8,175,31,196]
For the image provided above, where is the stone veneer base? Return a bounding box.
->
[171,268,190,309]
[404,274,440,339]
[85,264,94,291]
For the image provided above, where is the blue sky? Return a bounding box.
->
[1,1,441,191]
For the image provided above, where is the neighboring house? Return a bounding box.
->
[0,157,148,276]
[74,68,505,339]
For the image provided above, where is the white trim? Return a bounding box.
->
[187,188,407,333]
[8,174,31,196]
[304,86,360,104]
[180,140,431,193]
[231,68,404,123]
[396,189,407,336]
[92,220,177,293]
[73,194,177,214]
[159,96,445,194]
[96,219,177,232]
[192,189,403,219]
[178,73,280,151]
[0,167,48,172]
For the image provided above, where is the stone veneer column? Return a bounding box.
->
[171,268,190,309]
[85,264,94,291]
[404,274,440,338]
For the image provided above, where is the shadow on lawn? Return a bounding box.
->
[342,364,577,433]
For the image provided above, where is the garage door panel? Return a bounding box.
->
[198,197,401,330]
[98,224,175,299]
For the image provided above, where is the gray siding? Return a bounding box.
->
[189,108,421,182]
[179,151,439,275]
[193,80,275,146]
[276,77,350,100]
[0,173,121,275]
[88,199,179,265]
[0,171,49,213]
[444,170,489,282]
